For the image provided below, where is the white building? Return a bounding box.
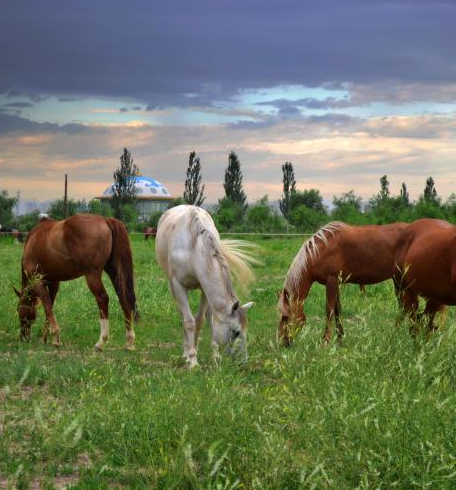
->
[98,175,173,220]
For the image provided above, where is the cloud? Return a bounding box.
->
[2,101,34,109]
[1,1,455,109]
[0,110,91,135]
[1,112,456,203]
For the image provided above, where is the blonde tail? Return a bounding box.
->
[220,239,261,291]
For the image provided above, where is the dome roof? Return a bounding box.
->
[102,176,172,199]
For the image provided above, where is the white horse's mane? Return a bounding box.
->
[284,221,346,294]
[189,208,258,298]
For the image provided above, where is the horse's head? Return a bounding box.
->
[13,286,38,341]
[214,300,254,362]
[277,288,305,347]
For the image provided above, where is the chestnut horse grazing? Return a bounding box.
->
[14,214,138,350]
[156,205,255,367]
[277,221,408,346]
[394,218,454,334]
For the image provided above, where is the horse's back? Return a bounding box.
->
[395,219,453,267]
[395,219,456,302]
[156,205,217,283]
[23,214,113,280]
[313,223,407,283]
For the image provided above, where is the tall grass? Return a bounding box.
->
[1,235,456,488]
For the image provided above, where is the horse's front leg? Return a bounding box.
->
[205,306,221,365]
[85,273,110,351]
[33,283,61,347]
[323,276,338,346]
[170,279,198,368]
[335,289,344,341]
[194,292,207,350]
[43,282,60,343]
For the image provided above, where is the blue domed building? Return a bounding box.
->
[98,175,173,220]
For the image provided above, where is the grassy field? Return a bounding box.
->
[1,234,456,489]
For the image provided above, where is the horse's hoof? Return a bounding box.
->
[52,342,61,348]
[187,359,199,369]
[125,344,136,352]
[94,343,103,352]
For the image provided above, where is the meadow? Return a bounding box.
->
[1,234,456,489]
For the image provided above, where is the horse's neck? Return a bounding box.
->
[200,255,236,314]
[286,269,313,302]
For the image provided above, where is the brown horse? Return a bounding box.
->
[144,227,157,241]
[394,218,454,335]
[277,221,409,346]
[14,214,138,350]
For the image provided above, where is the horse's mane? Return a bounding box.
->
[284,221,347,294]
[189,208,258,298]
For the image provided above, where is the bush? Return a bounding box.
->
[212,198,245,231]
[244,196,287,232]
[287,205,327,232]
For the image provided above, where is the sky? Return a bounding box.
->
[1,0,456,205]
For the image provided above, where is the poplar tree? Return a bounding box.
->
[112,148,138,218]
[380,175,390,200]
[423,176,438,202]
[223,151,246,208]
[400,182,409,206]
[279,161,296,217]
[183,151,205,206]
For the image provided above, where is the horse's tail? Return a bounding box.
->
[220,239,261,291]
[105,218,139,322]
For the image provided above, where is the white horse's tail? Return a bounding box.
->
[220,239,261,290]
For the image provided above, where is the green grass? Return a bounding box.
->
[1,235,456,488]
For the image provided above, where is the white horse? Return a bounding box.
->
[156,205,256,367]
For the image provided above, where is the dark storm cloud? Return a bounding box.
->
[0,111,89,135]
[2,102,34,109]
[0,0,455,108]
[256,97,355,111]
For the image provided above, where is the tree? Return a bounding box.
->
[400,182,409,206]
[47,199,89,220]
[423,176,438,202]
[245,196,287,232]
[183,151,205,206]
[380,175,390,200]
[112,148,138,218]
[214,197,245,231]
[331,190,364,223]
[279,161,296,217]
[289,189,326,214]
[223,151,247,208]
[0,188,17,228]
[287,205,327,232]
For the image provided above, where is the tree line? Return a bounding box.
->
[2,149,456,233]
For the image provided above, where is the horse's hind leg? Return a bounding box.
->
[423,300,446,336]
[323,276,338,346]
[169,279,198,368]
[85,273,110,351]
[400,290,419,337]
[43,282,60,343]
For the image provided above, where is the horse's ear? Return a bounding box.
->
[232,300,240,313]
[13,286,21,298]
[242,301,254,311]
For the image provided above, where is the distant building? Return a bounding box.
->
[97,175,173,220]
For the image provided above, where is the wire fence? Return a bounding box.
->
[0,230,312,238]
